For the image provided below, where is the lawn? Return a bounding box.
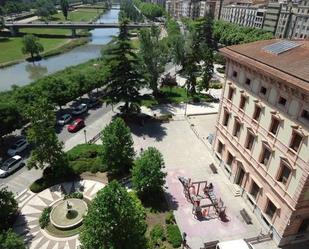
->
[0,9,102,65]
[141,86,214,108]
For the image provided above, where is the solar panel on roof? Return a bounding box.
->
[262,40,302,55]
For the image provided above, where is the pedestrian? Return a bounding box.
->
[182,232,187,249]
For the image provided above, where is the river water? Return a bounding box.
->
[0,8,119,92]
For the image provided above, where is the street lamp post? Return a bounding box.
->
[84,129,87,144]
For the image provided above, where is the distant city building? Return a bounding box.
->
[275,0,309,39]
[263,2,282,33]
[221,4,267,28]
[213,39,309,246]
[165,0,211,19]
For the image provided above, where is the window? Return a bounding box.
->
[239,95,246,110]
[223,110,230,127]
[265,199,277,220]
[278,96,287,107]
[259,146,271,165]
[289,132,303,152]
[301,109,309,121]
[226,152,234,166]
[269,117,280,135]
[233,119,241,137]
[250,181,260,200]
[277,163,291,186]
[260,86,267,95]
[245,78,251,86]
[245,132,255,151]
[217,141,223,154]
[227,87,235,101]
[253,105,262,121]
[232,71,238,78]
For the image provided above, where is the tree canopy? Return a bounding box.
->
[60,0,69,20]
[103,19,144,113]
[214,20,273,45]
[132,147,166,198]
[35,0,57,19]
[101,117,135,175]
[0,188,18,231]
[21,34,44,61]
[80,181,147,249]
[0,229,25,249]
[138,26,167,96]
[24,98,68,177]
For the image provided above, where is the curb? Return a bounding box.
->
[186,111,218,117]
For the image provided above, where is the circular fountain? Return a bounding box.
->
[50,198,88,230]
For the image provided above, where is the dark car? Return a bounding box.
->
[87,98,100,108]
[67,118,85,132]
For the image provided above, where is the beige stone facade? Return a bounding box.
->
[213,39,309,246]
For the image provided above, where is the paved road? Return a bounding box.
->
[0,102,113,195]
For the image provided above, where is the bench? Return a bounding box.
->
[201,240,219,249]
[240,208,252,224]
[209,163,218,174]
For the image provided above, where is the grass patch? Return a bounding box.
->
[140,86,214,108]
[67,144,106,174]
[0,9,103,65]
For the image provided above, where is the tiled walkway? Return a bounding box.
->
[14,180,105,249]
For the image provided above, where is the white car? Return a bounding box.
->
[7,139,29,156]
[58,114,72,125]
[72,103,87,115]
[216,240,255,249]
[0,155,25,178]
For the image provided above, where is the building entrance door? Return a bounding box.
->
[235,165,245,187]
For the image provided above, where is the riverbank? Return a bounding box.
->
[0,8,104,68]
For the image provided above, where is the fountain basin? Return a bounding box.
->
[50,198,88,230]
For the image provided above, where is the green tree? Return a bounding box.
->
[80,181,147,249]
[24,98,68,177]
[103,19,143,113]
[35,0,57,20]
[132,147,166,198]
[60,0,69,20]
[0,103,23,138]
[21,34,44,61]
[0,188,18,231]
[0,229,25,249]
[101,118,135,175]
[139,26,166,96]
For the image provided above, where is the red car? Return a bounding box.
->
[67,118,85,132]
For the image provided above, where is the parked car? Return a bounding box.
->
[72,103,87,115]
[7,139,29,156]
[0,155,25,178]
[87,98,100,108]
[67,118,85,132]
[216,240,255,249]
[58,114,72,125]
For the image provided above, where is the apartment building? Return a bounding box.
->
[165,0,208,19]
[221,4,267,28]
[275,0,309,39]
[213,39,309,246]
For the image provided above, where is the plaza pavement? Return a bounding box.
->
[129,116,280,249]
[14,179,106,249]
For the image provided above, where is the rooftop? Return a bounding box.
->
[220,39,309,92]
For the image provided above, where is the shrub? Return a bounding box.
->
[216,67,225,74]
[67,144,102,161]
[165,211,175,225]
[66,144,106,174]
[150,224,165,242]
[64,192,83,200]
[30,178,48,193]
[209,83,223,89]
[39,207,52,228]
[166,224,182,248]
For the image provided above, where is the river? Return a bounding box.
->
[0,7,120,92]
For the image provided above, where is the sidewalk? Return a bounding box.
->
[141,102,220,117]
